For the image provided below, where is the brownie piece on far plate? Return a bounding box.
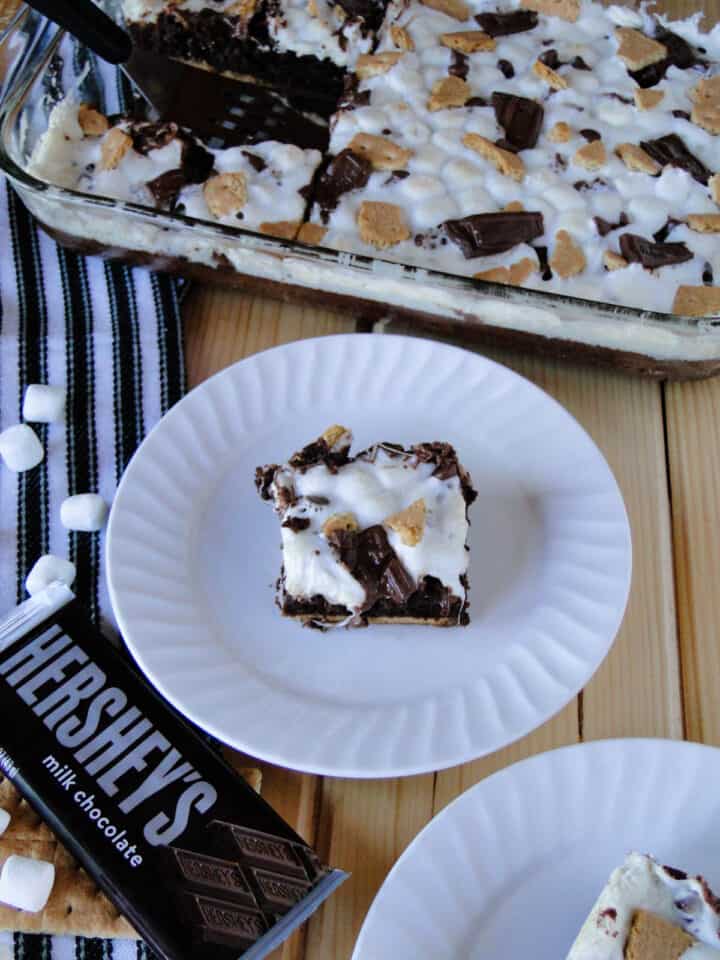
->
[255,425,476,627]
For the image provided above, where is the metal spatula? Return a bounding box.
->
[25,0,330,152]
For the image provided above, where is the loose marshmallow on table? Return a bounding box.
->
[25,554,77,596]
[0,810,9,837]
[0,425,44,472]
[0,855,55,912]
[60,493,108,532]
[22,384,66,424]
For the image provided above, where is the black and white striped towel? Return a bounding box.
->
[0,63,185,960]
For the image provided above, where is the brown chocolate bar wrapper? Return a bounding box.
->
[0,584,346,960]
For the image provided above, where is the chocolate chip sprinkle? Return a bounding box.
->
[449,50,469,80]
[242,150,266,172]
[580,128,601,142]
[571,55,591,70]
[498,59,515,78]
[538,48,561,69]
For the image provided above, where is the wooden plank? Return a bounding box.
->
[184,285,355,384]
[665,378,720,746]
[184,287,354,960]
[304,775,436,960]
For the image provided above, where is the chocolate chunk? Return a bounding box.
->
[449,50,469,80]
[539,48,561,69]
[605,92,633,104]
[282,516,311,532]
[497,59,515,78]
[533,244,552,280]
[380,555,416,603]
[314,149,372,222]
[664,866,689,881]
[163,847,257,907]
[491,92,544,150]
[252,869,312,912]
[255,465,278,500]
[571,55,591,70]
[338,74,372,110]
[475,9,538,36]
[640,134,711,185]
[554,152,568,170]
[466,96,488,107]
[334,0,385,28]
[580,128,601,142]
[242,150,266,172]
[443,211,544,258]
[129,121,178,154]
[703,262,714,285]
[653,217,683,243]
[181,140,215,183]
[630,28,704,87]
[185,892,268,951]
[672,109,691,120]
[306,495,330,505]
[619,232,693,268]
[146,168,187,209]
[594,211,629,236]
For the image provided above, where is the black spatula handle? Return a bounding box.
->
[25,0,132,64]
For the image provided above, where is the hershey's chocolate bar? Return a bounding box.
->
[0,585,346,960]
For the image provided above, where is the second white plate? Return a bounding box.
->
[106,334,631,777]
[353,739,720,958]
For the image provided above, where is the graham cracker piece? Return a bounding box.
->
[384,498,426,546]
[347,133,412,170]
[550,230,586,278]
[322,512,360,536]
[419,0,470,21]
[687,214,720,233]
[504,200,524,212]
[298,223,328,245]
[462,133,525,181]
[547,121,571,143]
[356,52,404,78]
[625,910,694,960]
[711,174,720,205]
[357,201,411,248]
[78,104,109,137]
[573,139,606,170]
[99,128,132,171]
[603,250,628,271]
[428,76,471,111]
[520,0,580,23]
[474,256,537,285]
[615,142,661,175]
[203,171,248,217]
[690,76,720,135]
[615,28,667,71]
[634,88,664,110]
[390,25,415,50]
[0,760,262,938]
[440,30,495,52]
[673,285,720,316]
[532,59,568,90]
[226,0,258,16]
[259,220,301,239]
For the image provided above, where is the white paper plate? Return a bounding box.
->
[353,739,720,958]
[106,334,631,777]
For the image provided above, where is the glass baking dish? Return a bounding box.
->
[1,3,719,379]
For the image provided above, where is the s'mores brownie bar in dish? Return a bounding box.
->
[567,853,720,959]
[255,426,476,627]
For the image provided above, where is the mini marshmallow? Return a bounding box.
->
[0,809,9,837]
[60,493,108,532]
[25,554,77,596]
[0,855,55,912]
[0,424,44,472]
[22,384,66,424]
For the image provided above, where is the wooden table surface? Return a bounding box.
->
[182,282,720,960]
[2,0,720,954]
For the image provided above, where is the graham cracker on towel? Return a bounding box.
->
[0,751,262,939]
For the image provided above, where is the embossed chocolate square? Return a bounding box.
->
[255,426,477,627]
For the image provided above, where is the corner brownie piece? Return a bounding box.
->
[255,425,476,627]
[567,853,720,959]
